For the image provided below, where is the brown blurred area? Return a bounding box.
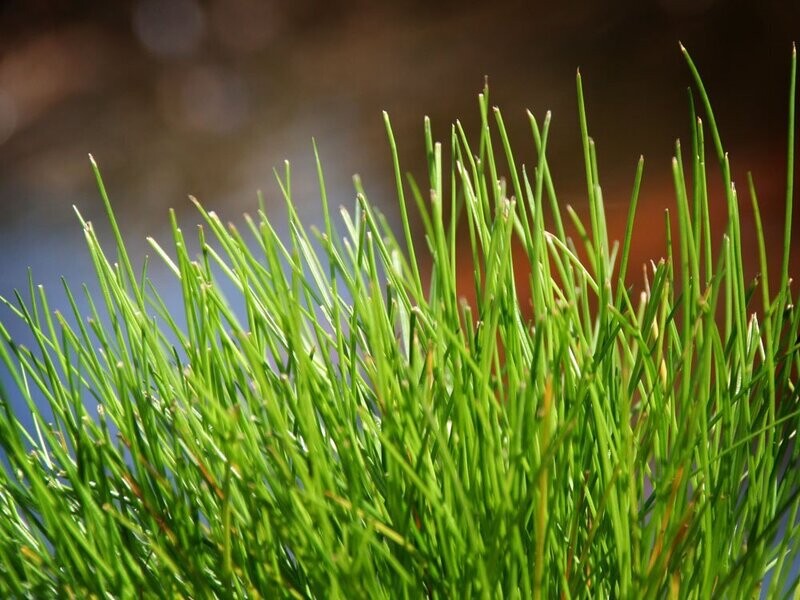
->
[0,0,798,307]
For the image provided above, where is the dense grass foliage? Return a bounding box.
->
[1,46,799,598]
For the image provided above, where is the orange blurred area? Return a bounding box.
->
[433,144,799,317]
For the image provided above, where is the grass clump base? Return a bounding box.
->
[1,46,799,598]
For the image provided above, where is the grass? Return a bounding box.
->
[0,45,799,598]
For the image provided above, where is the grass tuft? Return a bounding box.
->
[0,47,799,598]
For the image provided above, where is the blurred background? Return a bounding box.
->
[0,1,798,393]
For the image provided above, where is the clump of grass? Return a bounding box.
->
[1,46,799,598]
